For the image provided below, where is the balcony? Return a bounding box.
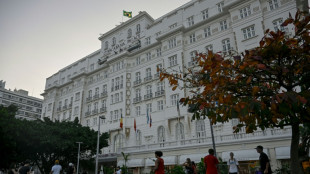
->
[86,97,92,103]
[100,107,107,113]
[154,73,160,79]
[101,91,108,98]
[144,93,153,100]
[155,90,165,97]
[92,109,98,115]
[144,76,152,83]
[62,105,68,110]
[133,96,142,104]
[133,79,142,86]
[93,94,100,100]
[85,112,91,117]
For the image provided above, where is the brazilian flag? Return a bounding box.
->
[123,10,132,18]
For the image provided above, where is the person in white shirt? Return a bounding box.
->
[50,160,62,174]
[227,152,240,174]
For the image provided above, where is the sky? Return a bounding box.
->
[0,0,191,99]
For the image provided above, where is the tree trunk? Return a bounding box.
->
[290,123,303,174]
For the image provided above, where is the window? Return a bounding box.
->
[86,120,90,127]
[158,126,165,146]
[111,95,114,104]
[176,122,185,143]
[196,120,206,142]
[136,56,141,65]
[190,51,197,64]
[220,20,228,31]
[206,45,213,52]
[168,37,177,49]
[156,64,163,72]
[127,28,132,38]
[189,33,196,43]
[170,94,179,106]
[146,52,151,61]
[156,48,162,57]
[95,87,99,95]
[157,82,164,91]
[93,117,97,126]
[136,130,142,145]
[242,25,256,39]
[120,92,123,101]
[136,24,140,33]
[74,106,79,115]
[87,104,91,112]
[146,68,152,78]
[135,72,141,81]
[94,102,98,110]
[202,9,208,20]
[217,2,224,12]
[88,90,92,98]
[114,134,124,152]
[136,89,141,98]
[105,41,109,50]
[222,39,231,53]
[157,100,164,111]
[112,37,116,45]
[146,37,151,45]
[273,18,285,32]
[136,106,141,116]
[146,103,152,113]
[146,85,152,95]
[269,0,279,10]
[240,6,251,19]
[168,55,178,67]
[114,110,119,120]
[204,26,211,38]
[48,103,52,111]
[102,85,107,93]
[187,16,194,26]
[115,93,119,103]
[115,77,120,90]
[101,100,106,108]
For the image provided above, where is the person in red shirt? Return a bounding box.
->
[154,151,165,174]
[204,149,219,174]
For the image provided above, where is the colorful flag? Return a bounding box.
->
[123,10,132,18]
[149,114,152,127]
[120,113,123,128]
[134,118,137,132]
[146,110,149,124]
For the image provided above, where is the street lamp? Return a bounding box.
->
[95,116,106,174]
[76,142,83,174]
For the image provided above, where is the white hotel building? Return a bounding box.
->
[41,0,308,173]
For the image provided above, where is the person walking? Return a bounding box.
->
[227,152,240,174]
[114,166,121,174]
[183,158,193,174]
[204,149,219,174]
[255,146,272,174]
[154,151,165,174]
[50,160,62,174]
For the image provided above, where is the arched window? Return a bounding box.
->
[136,24,140,33]
[114,134,124,152]
[136,130,142,145]
[158,126,165,147]
[112,37,116,46]
[196,120,206,143]
[176,122,185,144]
[128,29,132,38]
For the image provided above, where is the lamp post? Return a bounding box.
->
[95,116,106,174]
[76,142,83,174]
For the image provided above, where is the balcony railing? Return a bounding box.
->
[144,93,153,100]
[133,79,142,86]
[100,107,107,113]
[86,97,92,102]
[144,76,152,82]
[93,94,100,100]
[101,91,108,98]
[155,90,165,97]
[133,96,142,104]
[92,109,98,115]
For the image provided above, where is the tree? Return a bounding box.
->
[0,105,109,173]
[160,10,310,173]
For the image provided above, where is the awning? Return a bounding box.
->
[275,146,290,159]
[222,149,268,162]
[127,159,145,167]
[179,154,205,163]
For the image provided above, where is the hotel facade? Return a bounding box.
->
[41,0,308,173]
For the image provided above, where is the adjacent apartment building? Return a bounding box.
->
[0,80,42,120]
[41,0,308,173]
